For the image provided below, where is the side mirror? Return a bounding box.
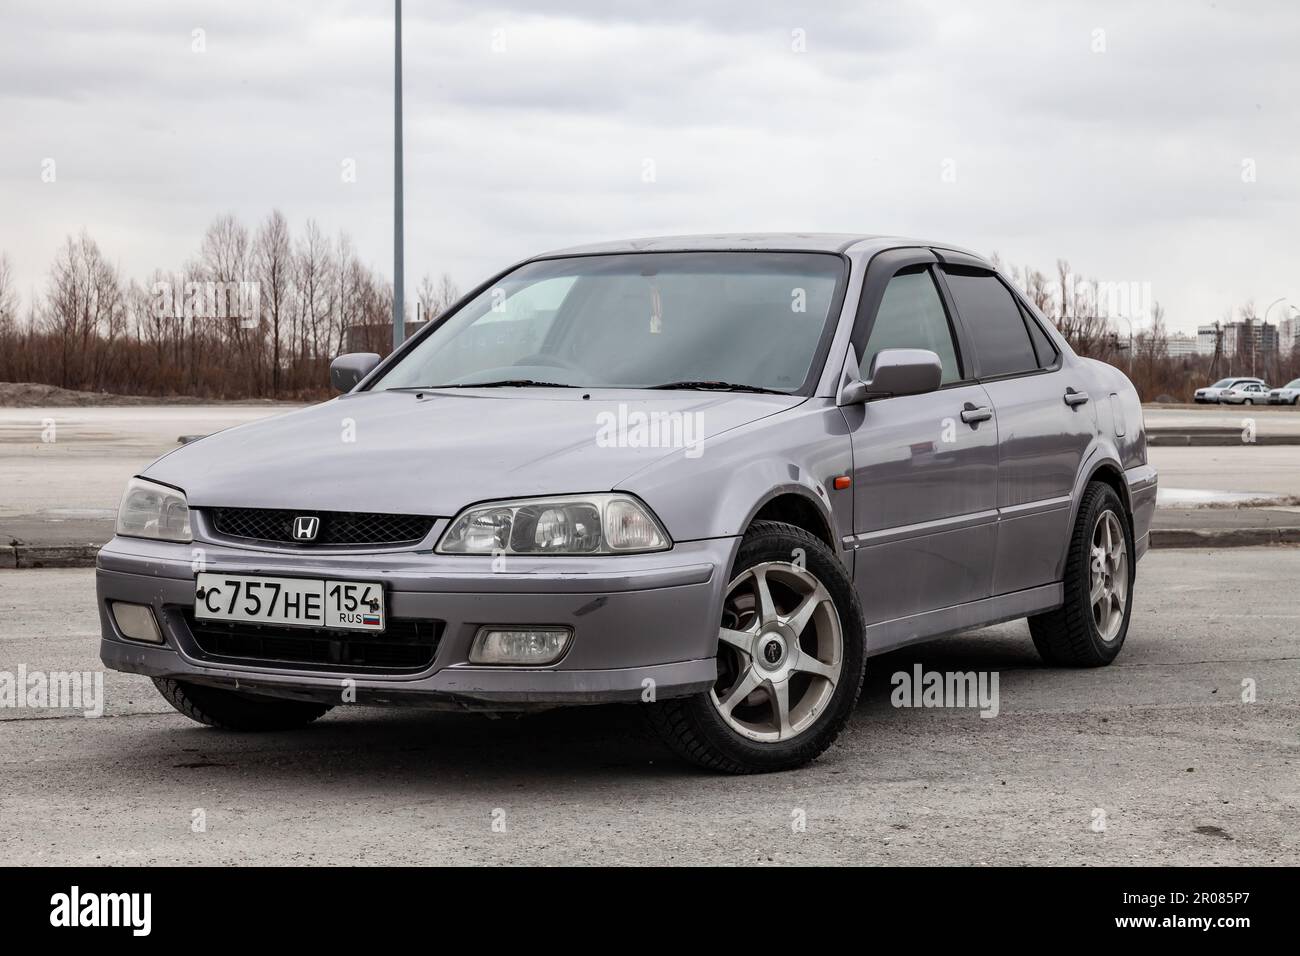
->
[840,348,943,404]
[330,353,381,392]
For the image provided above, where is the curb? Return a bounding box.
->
[1150,527,1300,549]
[1146,431,1300,447]
[4,545,101,569]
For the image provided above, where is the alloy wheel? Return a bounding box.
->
[1089,510,1129,642]
[710,561,843,742]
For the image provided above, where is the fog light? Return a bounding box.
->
[111,602,163,644]
[469,627,572,665]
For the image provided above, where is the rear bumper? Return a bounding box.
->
[96,535,735,709]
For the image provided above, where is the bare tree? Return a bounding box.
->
[199,214,254,377]
[435,272,460,314]
[254,210,293,395]
[294,219,334,384]
[0,252,16,331]
[41,232,126,389]
[416,272,436,323]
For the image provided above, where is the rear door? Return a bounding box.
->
[844,249,999,626]
[934,255,1096,595]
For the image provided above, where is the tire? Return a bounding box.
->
[152,677,332,731]
[1029,482,1134,667]
[1244,399,1254,405]
[646,520,867,774]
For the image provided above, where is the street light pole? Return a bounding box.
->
[393,0,405,350]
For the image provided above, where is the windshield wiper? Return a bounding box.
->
[420,380,578,389]
[648,380,788,395]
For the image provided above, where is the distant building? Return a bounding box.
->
[1225,321,1277,357]
[1197,324,1220,355]
[1165,332,1199,357]
[1197,321,1278,358]
[1280,316,1299,356]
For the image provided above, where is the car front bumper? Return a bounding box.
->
[97,535,736,709]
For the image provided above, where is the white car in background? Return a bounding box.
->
[1194,377,1265,403]
[1219,381,1272,405]
[1268,379,1300,405]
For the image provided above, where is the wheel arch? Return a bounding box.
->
[1060,451,1134,577]
[745,488,838,552]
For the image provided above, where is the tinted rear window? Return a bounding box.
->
[942,268,1038,378]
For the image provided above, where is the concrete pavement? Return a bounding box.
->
[4,404,1300,565]
[0,551,1296,865]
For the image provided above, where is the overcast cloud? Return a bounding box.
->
[2,0,1298,334]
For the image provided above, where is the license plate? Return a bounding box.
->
[194,573,385,632]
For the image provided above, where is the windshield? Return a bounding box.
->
[372,252,845,393]
[1211,379,1235,388]
[1287,379,1300,389]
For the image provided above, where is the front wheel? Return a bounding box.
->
[1029,482,1134,666]
[153,677,332,731]
[646,520,866,774]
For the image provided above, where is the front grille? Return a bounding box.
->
[209,508,435,547]
[184,614,442,673]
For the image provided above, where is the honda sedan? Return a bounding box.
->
[98,234,1157,773]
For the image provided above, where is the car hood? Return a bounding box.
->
[144,388,802,515]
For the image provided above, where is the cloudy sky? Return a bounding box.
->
[2,0,1297,335]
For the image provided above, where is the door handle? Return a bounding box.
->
[1064,388,1090,407]
[960,403,993,425]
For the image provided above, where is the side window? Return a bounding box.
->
[942,267,1038,378]
[863,267,962,385]
[1019,301,1059,370]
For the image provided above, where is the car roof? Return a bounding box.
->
[533,232,986,260]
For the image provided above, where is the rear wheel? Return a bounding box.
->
[647,520,866,773]
[153,677,332,731]
[1029,482,1134,667]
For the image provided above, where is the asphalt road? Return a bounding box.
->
[1,550,1296,865]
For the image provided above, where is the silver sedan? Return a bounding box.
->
[96,233,1156,773]
[1220,382,1273,404]
[1268,379,1300,405]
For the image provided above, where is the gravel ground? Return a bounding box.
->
[1,550,1296,866]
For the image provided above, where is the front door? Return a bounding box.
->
[843,251,999,630]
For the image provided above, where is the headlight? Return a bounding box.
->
[437,493,670,555]
[116,477,192,543]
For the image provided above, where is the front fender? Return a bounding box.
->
[621,399,854,558]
